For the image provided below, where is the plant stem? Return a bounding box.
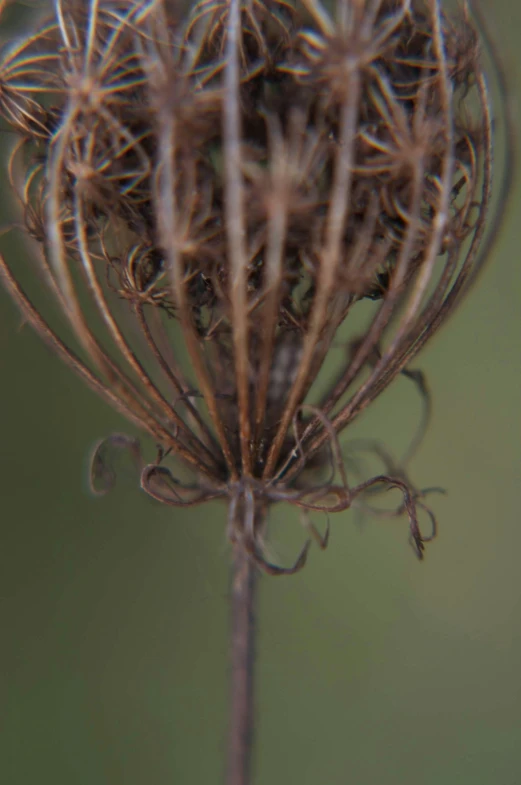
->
[227,542,257,785]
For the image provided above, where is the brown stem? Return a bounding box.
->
[227,543,257,785]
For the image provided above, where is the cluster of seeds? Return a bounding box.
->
[0,1,502,571]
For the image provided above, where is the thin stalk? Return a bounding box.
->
[227,543,257,785]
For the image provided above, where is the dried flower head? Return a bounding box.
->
[0,0,510,573]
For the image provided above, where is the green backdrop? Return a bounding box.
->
[1,3,520,784]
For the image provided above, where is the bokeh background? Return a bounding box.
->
[0,2,520,784]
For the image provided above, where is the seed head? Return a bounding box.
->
[0,0,510,573]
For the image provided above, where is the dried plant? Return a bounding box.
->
[0,1,511,783]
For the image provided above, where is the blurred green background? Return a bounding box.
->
[0,3,520,784]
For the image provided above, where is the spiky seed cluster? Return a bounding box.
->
[0,1,499,573]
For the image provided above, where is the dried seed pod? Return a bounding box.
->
[0,0,511,572]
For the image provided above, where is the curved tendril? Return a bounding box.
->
[244,535,311,577]
[140,464,224,507]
